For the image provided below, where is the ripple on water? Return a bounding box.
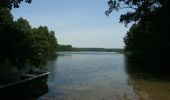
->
[38,52,170,100]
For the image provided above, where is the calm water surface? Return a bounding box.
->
[38,52,170,100]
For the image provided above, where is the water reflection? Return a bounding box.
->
[39,52,135,100]
[38,52,170,100]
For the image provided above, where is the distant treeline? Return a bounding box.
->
[57,45,72,51]
[57,45,124,53]
[73,48,124,53]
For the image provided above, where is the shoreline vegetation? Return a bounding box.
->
[58,45,124,53]
[106,0,170,73]
[0,0,57,89]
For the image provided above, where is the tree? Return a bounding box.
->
[106,0,170,72]
[29,26,58,69]
[0,7,16,64]
[0,0,32,9]
[13,17,33,69]
[0,12,58,72]
[0,16,33,69]
[0,0,59,73]
[106,0,170,25]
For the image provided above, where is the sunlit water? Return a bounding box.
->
[38,52,170,100]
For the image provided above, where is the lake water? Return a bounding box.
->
[38,52,170,100]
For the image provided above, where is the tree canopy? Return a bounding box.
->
[0,5,58,71]
[106,0,170,25]
[106,0,170,72]
[0,0,32,9]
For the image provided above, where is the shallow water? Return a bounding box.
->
[38,52,170,100]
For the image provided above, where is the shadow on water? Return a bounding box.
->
[125,55,170,100]
[0,83,49,100]
[125,55,170,81]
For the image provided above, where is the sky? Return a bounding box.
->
[12,0,129,48]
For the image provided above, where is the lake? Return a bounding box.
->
[38,52,170,100]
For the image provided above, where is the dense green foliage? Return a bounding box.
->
[106,0,170,25]
[30,26,57,68]
[0,0,32,9]
[107,0,170,72]
[0,6,57,70]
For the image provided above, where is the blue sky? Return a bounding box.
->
[12,0,129,48]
